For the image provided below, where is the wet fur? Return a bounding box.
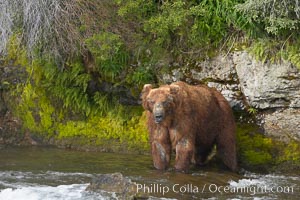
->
[142,81,237,172]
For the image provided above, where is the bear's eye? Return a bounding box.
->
[162,101,169,107]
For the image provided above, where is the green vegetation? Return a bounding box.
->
[0,1,299,163]
[236,0,300,69]
[117,0,246,59]
[85,32,129,82]
[237,123,300,171]
[6,34,149,152]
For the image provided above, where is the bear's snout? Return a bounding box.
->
[153,103,165,123]
[154,114,164,123]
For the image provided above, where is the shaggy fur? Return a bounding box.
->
[141,81,237,172]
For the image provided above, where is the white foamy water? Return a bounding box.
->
[228,172,298,199]
[0,184,101,200]
[1,170,299,200]
[0,171,113,200]
[229,172,299,188]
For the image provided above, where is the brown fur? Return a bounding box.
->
[141,81,237,172]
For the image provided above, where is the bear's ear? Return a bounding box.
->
[141,84,152,110]
[141,84,152,98]
[170,85,180,95]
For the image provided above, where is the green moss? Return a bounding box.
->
[5,34,29,67]
[243,150,272,165]
[237,123,300,171]
[279,142,300,163]
[56,110,149,152]
[15,76,149,152]
[15,80,149,152]
[4,35,149,153]
[15,82,54,135]
[237,124,275,169]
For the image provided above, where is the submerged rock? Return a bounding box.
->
[86,173,163,200]
[86,173,138,200]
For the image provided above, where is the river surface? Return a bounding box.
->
[0,146,299,200]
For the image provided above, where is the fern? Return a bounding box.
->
[85,32,129,82]
[40,60,92,115]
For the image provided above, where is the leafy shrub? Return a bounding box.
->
[236,0,300,35]
[85,32,129,82]
[119,0,246,58]
[4,36,149,152]
[126,65,155,88]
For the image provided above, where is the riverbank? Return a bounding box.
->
[1,120,299,174]
[1,51,300,173]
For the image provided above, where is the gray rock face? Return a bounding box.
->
[233,51,300,109]
[161,68,184,83]
[232,52,300,142]
[191,54,238,82]
[207,82,244,110]
[160,54,245,110]
[158,51,300,141]
[160,51,300,110]
[191,55,245,109]
[261,109,300,142]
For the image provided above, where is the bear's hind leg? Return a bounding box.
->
[174,138,195,172]
[216,135,237,172]
[195,146,213,166]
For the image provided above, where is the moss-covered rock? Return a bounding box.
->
[237,123,300,172]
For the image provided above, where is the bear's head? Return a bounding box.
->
[141,84,180,124]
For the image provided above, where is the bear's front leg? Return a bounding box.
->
[174,138,195,172]
[152,141,171,170]
[151,127,171,170]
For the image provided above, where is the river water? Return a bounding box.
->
[0,146,299,200]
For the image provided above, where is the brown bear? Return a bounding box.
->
[141,81,237,172]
